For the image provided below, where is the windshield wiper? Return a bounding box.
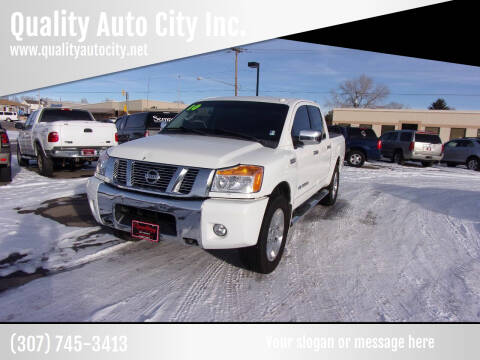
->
[163,126,208,136]
[213,128,265,145]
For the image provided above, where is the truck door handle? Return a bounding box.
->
[313,150,319,155]
[327,145,331,150]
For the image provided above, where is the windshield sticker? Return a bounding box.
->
[187,104,202,111]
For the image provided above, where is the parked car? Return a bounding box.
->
[442,138,480,170]
[87,97,345,273]
[379,130,443,167]
[0,124,12,182]
[328,125,381,167]
[116,111,178,144]
[0,111,18,122]
[15,108,118,177]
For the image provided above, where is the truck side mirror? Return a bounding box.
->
[298,130,322,145]
[15,122,25,130]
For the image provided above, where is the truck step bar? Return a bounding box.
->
[290,188,329,226]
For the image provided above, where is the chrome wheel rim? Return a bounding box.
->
[332,171,339,198]
[468,159,478,170]
[266,208,284,262]
[350,153,362,165]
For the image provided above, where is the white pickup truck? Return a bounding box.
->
[87,97,345,273]
[16,108,118,176]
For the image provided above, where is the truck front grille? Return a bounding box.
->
[132,161,177,192]
[113,159,127,185]
[112,159,201,195]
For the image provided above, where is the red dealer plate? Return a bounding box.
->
[131,220,159,242]
[81,149,96,156]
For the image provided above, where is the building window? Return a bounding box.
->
[359,124,372,129]
[425,127,440,135]
[450,128,466,140]
[477,128,480,138]
[401,123,418,130]
[381,125,395,135]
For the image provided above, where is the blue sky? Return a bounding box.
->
[17,39,480,111]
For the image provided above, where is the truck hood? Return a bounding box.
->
[107,134,266,169]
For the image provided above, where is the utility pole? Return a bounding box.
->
[231,47,244,96]
[122,90,129,114]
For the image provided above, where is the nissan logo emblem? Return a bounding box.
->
[145,169,161,184]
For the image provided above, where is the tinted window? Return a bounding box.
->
[307,106,323,133]
[348,127,378,140]
[400,132,413,142]
[125,113,147,129]
[457,140,474,148]
[291,105,311,138]
[147,112,177,129]
[165,101,289,148]
[415,133,442,144]
[446,141,457,148]
[383,132,396,141]
[40,109,93,122]
[115,117,126,130]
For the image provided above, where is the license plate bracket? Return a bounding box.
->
[81,149,96,156]
[131,220,160,242]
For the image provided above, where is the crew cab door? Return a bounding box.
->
[307,105,331,186]
[291,105,318,204]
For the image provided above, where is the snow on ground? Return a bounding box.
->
[0,157,125,277]
[0,159,479,321]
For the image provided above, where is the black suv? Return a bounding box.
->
[116,111,178,144]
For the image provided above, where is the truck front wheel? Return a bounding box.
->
[36,146,54,177]
[239,195,290,274]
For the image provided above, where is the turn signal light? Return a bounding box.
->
[216,165,264,193]
[47,132,59,142]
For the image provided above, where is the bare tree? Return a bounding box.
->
[326,74,390,108]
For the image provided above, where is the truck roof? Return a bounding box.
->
[197,96,315,107]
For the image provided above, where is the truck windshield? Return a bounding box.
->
[40,109,94,122]
[163,101,289,148]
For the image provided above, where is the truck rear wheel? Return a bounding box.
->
[393,151,404,165]
[347,150,365,167]
[320,166,339,206]
[239,194,290,274]
[36,146,54,177]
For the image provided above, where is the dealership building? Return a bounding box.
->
[332,108,480,143]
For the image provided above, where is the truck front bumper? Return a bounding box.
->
[86,176,269,249]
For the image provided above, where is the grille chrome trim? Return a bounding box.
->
[110,157,212,197]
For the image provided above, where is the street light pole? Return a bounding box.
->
[248,62,260,96]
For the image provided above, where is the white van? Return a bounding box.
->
[0,111,18,122]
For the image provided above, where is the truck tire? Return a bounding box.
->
[16,144,29,167]
[466,156,479,171]
[239,194,290,274]
[320,165,339,206]
[346,150,365,167]
[0,166,12,182]
[393,150,404,165]
[36,146,54,177]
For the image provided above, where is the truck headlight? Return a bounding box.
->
[211,165,263,193]
[95,151,110,181]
